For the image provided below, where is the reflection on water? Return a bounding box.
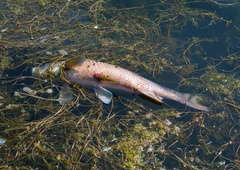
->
[0,0,239,169]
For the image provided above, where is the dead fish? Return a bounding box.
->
[62,56,209,112]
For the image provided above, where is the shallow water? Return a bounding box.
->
[0,0,239,169]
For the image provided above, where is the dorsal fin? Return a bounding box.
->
[65,56,85,69]
[139,91,163,104]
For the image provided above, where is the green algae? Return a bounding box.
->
[115,124,160,168]
[0,0,240,169]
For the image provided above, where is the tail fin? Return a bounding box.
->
[140,90,209,111]
[182,93,209,112]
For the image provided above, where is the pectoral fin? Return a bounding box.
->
[65,56,85,69]
[94,74,116,82]
[58,84,74,105]
[93,86,113,104]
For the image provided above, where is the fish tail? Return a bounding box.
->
[140,88,209,111]
[181,93,209,112]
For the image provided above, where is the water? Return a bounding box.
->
[0,0,239,169]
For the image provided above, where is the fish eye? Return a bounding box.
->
[64,65,70,71]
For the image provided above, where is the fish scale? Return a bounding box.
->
[63,56,209,112]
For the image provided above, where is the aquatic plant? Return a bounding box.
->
[0,0,239,169]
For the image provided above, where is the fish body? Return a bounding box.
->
[63,57,209,112]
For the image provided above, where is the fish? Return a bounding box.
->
[62,56,209,112]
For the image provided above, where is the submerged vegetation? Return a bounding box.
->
[0,0,240,169]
